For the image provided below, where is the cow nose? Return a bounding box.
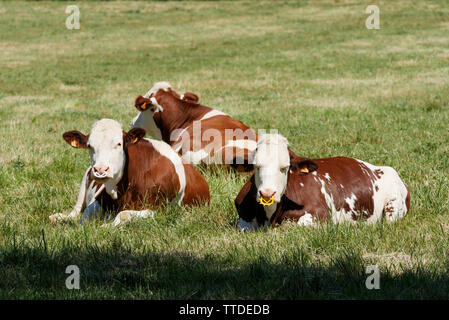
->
[260,190,276,201]
[93,166,110,177]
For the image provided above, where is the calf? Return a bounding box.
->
[132,82,257,170]
[235,134,410,231]
[49,119,210,226]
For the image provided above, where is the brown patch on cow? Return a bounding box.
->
[183,164,210,205]
[374,169,384,179]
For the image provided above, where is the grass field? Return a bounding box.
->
[0,0,448,299]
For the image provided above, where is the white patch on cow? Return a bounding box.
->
[237,217,259,232]
[319,179,354,224]
[180,94,184,100]
[254,134,290,204]
[143,81,172,98]
[345,193,357,213]
[300,183,304,187]
[297,212,315,226]
[324,173,331,181]
[150,97,164,112]
[109,209,156,227]
[312,171,317,176]
[146,138,186,205]
[356,160,409,223]
[200,109,227,120]
[340,184,344,189]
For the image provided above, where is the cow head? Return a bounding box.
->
[253,134,318,206]
[131,81,199,139]
[63,119,146,188]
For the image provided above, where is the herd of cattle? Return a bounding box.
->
[49,82,410,230]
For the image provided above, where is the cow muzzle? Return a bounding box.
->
[258,190,276,206]
[92,165,111,180]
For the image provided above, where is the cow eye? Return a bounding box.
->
[115,143,121,149]
[280,167,288,173]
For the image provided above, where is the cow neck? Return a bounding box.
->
[107,149,130,204]
[155,91,212,142]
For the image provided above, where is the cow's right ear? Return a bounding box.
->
[182,92,199,103]
[63,131,88,149]
[135,96,157,112]
[290,159,318,174]
[124,127,146,145]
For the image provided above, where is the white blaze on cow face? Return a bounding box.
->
[131,82,172,140]
[254,134,290,204]
[87,119,126,187]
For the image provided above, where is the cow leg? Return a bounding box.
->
[49,168,90,223]
[104,210,156,227]
[297,212,316,226]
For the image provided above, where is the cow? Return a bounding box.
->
[235,133,410,231]
[49,119,210,226]
[132,82,257,171]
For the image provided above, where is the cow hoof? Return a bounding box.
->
[49,213,68,224]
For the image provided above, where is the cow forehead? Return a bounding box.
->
[255,134,290,167]
[88,119,123,146]
[143,81,172,98]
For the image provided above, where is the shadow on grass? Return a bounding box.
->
[1,244,448,299]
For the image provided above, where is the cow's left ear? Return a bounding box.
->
[124,127,146,145]
[182,92,199,103]
[290,159,318,174]
[63,131,88,149]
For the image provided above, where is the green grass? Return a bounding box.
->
[1,0,449,299]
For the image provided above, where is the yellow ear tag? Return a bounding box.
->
[259,196,275,206]
[300,167,309,173]
[132,137,139,144]
[140,102,147,110]
[70,140,78,148]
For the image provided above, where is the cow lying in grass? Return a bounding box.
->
[49,119,210,226]
[235,134,410,231]
[132,82,257,171]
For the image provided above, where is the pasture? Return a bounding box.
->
[0,0,448,299]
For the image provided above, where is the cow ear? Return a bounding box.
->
[135,96,157,112]
[182,92,199,103]
[63,131,88,149]
[124,127,146,145]
[290,159,318,174]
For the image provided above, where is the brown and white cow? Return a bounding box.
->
[49,119,210,226]
[235,134,410,231]
[132,82,257,170]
